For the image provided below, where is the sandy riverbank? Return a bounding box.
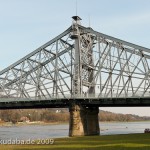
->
[0,121,68,126]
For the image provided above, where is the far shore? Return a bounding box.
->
[0,120,150,127]
[0,121,68,126]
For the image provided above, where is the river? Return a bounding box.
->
[0,122,149,140]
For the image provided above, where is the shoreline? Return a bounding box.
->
[0,121,68,127]
[0,120,150,127]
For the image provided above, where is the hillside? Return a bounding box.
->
[0,108,149,123]
[99,110,150,122]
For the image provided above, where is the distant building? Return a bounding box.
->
[20,116,30,122]
[56,110,61,113]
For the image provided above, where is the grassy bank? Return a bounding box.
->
[0,133,150,150]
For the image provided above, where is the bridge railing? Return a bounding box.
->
[0,92,150,102]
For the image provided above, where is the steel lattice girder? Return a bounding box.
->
[0,24,150,99]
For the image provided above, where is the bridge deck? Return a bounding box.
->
[0,97,150,109]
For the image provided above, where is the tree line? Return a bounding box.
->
[0,109,149,124]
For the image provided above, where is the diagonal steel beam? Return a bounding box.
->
[0,26,72,76]
[79,25,150,54]
[1,46,73,88]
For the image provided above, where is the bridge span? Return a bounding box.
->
[0,96,150,109]
[0,16,150,136]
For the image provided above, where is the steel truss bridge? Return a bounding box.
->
[0,16,150,109]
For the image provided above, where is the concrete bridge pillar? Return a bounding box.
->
[69,104,100,136]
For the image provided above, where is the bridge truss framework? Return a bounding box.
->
[0,16,150,102]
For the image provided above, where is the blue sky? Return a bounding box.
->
[0,0,150,116]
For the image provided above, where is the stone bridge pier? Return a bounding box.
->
[69,104,100,136]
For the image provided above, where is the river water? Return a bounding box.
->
[0,122,149,140]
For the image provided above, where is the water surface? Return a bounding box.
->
[0,122,149,140]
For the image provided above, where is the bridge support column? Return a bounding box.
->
[69,105,99,136]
